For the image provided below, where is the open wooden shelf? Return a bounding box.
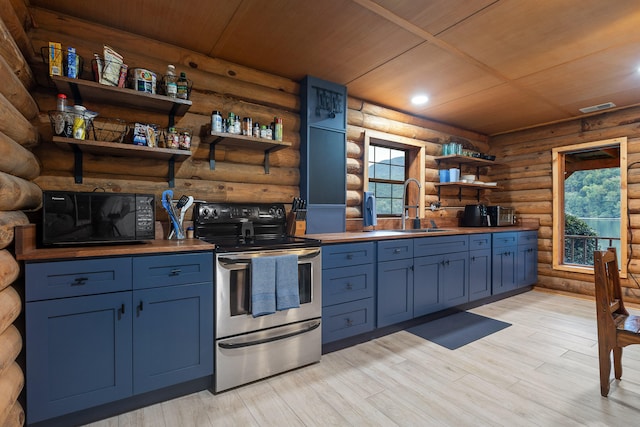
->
[53,137,191,160]
[201,132,292,173]
[435,182,500,190]
[51,75,192,118]
[53,136,191,186]
[434,155,497,166]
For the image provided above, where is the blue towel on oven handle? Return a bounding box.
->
[276,254,300,310]
[251,257,276,317]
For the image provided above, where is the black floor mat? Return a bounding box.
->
[406,311,511,350]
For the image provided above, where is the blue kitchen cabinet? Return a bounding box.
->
[414,235,469,314]
[492,232,518,295]
[25,251,214,425]
[469,233,492,301]
[377,239,414,327]
[300,75,347,233]
[132,283,213,394]
[322,242,376,344]
[517,231,538,287]
[26,292,133,424]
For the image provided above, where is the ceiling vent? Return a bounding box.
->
[579,102,616,114]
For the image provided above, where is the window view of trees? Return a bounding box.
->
[564,168,620,265]
[368,146,406,215]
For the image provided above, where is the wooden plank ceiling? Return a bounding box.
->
[28,0,640,136]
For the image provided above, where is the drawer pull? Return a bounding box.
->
[169,268,182,276]
[71,277,88,286]
[346,254,353,260]
[345,318,353,327]
[345,282,353,290]
[393,248,401,254]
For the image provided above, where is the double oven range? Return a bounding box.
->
[193,202,322,392]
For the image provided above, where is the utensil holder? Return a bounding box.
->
[286,211,307,236]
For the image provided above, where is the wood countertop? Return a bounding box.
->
[306,225,539,244]
[14,225,214,261]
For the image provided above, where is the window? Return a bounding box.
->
[363,130,425,219]
[552,137,627,276]
[368,145,407,215]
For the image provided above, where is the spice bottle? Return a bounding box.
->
[234,115,241,134]
[176,72,188,99]
[56,93,67,111]
[211,110,223,133]
[274,117,283,141]
[242,117,252,136]
[165,65,177,98]
[227,112,235,133]
[253,122,260,138]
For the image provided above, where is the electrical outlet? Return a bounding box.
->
[430,201,441,211]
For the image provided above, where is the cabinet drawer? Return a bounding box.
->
[322,242,375,269]
[323,264,375,306]
[133,252,213,289]
[378,239,413,262]
[26,257,132,302]
[322,298,375,344]
[518,231,538,245]
[469,233,491,250]
[493,232,518,248]
[414,235,469,257]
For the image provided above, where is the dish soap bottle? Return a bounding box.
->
[165,65,177,98]
[176,72,188,99]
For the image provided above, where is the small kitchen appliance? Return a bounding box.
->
[41,191,155,245]
[487,206,515,226]
[462,204,490,227]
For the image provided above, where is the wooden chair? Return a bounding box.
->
[593,247,640,396]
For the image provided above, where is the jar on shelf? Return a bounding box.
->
[211,110,223,133]
[165,65,177,98]
[253,122,260,138]
[166,127,179,149]
[179,131,191,150]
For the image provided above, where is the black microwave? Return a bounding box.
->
[42,191,155,246]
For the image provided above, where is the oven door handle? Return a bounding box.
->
[218,319,321,349]
[218,249,321,267]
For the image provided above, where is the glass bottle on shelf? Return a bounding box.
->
[176,72,188,99]
[165,65,177,98]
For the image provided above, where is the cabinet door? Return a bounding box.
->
[132,283,213,394]
[413,255,442,317]
[469,249,492,301]
[492,245,517,294]
[517,243,538,286]
[26,293,132,424]
[377,258,414,327]
[441,251,469,308]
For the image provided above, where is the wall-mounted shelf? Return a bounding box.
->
[53,137,191,187]
[51,76,192,126]
[435,181,501,201]
[434,154,497,167]
[201,132,292,173]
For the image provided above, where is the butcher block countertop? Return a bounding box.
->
[306,225,538,244]
[14,224,214,261]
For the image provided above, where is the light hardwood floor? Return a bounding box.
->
[87,289,640,426]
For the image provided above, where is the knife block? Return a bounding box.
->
[286,211,306,236]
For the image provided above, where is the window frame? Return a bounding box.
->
[363,130,425,218]
[551,137,628,277]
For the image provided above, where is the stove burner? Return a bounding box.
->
[193,202,319,252]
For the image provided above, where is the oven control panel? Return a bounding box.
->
[194,203,286,224]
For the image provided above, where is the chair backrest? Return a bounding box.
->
[593,248,627,323]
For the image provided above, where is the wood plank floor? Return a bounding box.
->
[86,290,640,426]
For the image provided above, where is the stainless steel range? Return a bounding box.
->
[193,202,322,392]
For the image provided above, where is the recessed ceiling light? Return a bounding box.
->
[411,94,429,105]
[579,102,616,114]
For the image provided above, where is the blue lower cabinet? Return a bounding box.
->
[133,283,213,394]
[377,258,414,327]
[440,251,469,308]
[322,298,375,343]
[26,292,133,424]
[469,248,492,301]
[492,245,517,294]
[413,256,442,317]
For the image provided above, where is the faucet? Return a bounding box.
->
[402,178,421,230]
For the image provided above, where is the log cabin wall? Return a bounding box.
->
[488,107,640,304]
[0,1,42,426]
[24,6,489,231]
